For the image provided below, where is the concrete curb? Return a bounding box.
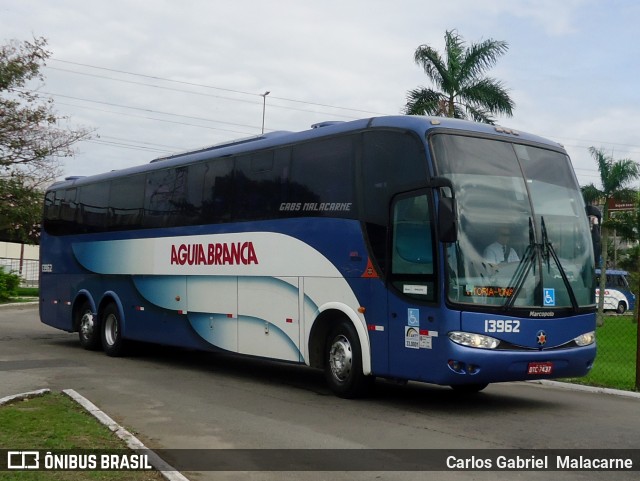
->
[0,301,39,309]
[0,388,50,406]
[534,379,640,399]
[62,389,190,481]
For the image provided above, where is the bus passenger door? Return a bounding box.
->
[387,191,440,380]
[237,277,301,362]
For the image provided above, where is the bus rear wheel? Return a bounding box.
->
[616,301,627,314]
[77,301,101,350]
[324,321,373,398]
[101,304,127,357]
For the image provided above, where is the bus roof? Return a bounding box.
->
[47,115,565,191]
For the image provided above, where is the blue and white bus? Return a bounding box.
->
[596,269,635,314]
[40,116,596,397]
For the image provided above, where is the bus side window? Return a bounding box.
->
[201,157,234,223]
[290,136,355,217]
[143,167,190,228]
[392,194,434,275]
[78,182,110,233]
[109,176,144,230]
[361,130,428,275]
[390,193,436,301]
[43,190,62,235]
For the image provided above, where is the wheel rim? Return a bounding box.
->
[104,313,119,346]
[79,311,94,340]
[329,334,353,382]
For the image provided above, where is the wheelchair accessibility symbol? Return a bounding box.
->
[407,308,419,326]
[543,288,556,307]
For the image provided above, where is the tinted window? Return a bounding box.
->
[43,136,360,235]
[290,136,355,218]
[109,176,144,229]
[183,162,207,224]
[143,167,189,228]
[78,182,110,232]
[43,190,63,234]
[201,157,234,223]
[362,130,427,225]
[361,130,427,274]
[60,188,78,226]
[43,190,60,220]
[235,149,291,221]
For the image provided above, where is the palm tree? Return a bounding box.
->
[582,147,640,325]
[404,30,514,124]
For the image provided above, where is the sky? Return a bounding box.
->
[2,0,640,188]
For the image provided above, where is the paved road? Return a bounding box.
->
[1,304,639,480]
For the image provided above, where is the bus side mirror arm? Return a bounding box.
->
[427,177,458,243]
[438,197,457,243]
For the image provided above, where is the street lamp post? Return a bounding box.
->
[260,91,270,134]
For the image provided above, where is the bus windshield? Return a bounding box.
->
[431,134,595,311]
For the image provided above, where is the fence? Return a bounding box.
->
[0,241,39,287]
[0,257,39,287]
[566,313,639,392]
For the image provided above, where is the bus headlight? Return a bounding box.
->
[448,331,500,349]
[574,331,595,347]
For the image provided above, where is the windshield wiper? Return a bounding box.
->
[541,216,579,311]
[503,217,536,310]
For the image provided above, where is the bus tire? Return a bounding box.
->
[324,321,373,398]
[77,301,101,350]
[101,304,127,357]
[616,301,627,314]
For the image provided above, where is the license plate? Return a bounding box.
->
[527,362,553,375]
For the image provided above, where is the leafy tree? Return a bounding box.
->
[0,174,43,243]
[581,147,640,325]
[0,37,90,244]
[404,29,514,124]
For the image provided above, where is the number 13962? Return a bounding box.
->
[484,319,520,333]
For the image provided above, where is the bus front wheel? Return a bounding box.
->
[324,321,373,398]
[101,304,127,357]
[77,301,101,351]
[616,301,627,314]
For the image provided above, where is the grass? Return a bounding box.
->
[565,315,639,391]
[0,287,39,303]
[16,287,38,297]
[0,392,165,481]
